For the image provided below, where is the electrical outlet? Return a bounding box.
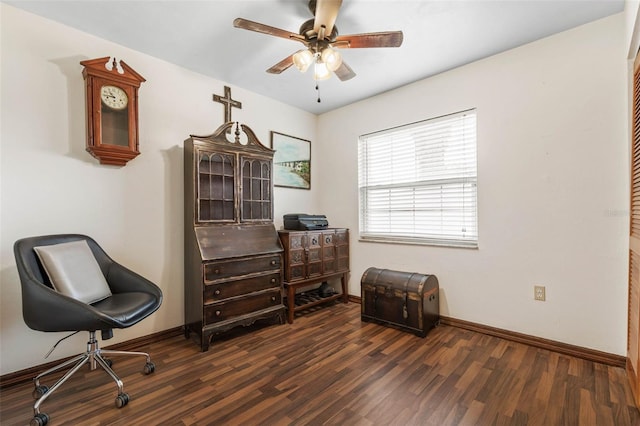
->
[534,285,546,301]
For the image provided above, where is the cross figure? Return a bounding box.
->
[213,86,242,124]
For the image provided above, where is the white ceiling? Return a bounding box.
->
[5,0,624,115]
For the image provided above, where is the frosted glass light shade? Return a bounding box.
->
[321,48,342,72]
[293,49,313,72]
[314,61,331,80]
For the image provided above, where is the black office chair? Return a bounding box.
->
[14,234,163,426]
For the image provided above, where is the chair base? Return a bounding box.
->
[29,331,155,426]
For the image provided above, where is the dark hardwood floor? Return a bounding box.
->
[1,302,639,425]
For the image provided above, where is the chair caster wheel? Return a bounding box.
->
[104,358,113,368]
[30,413,49,426]
[32,385,49,399]
[115,392,130,408]
[143,362,155,375]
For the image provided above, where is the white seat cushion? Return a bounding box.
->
[34,240,112,304]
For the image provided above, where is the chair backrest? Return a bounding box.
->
[14,234,111,289]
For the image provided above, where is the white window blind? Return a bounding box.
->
[358,109,478,248]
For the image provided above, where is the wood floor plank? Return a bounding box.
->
[1,302,639,425]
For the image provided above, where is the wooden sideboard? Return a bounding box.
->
[278,228,349,323]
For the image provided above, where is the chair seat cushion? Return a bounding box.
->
[34,240,112,304]
[92,292,159,328]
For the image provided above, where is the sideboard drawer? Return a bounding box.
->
[204,290,282,324]
[306,232,322,248]
[204,254,281,282]
[204,273,280,303]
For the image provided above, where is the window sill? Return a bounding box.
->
[358,236,478,249]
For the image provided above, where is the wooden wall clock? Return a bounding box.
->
[80,57,145,166]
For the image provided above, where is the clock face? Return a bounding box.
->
[100,85,128,110]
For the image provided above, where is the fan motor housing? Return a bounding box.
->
[299,18,338,42]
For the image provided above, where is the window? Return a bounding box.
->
[358,109,477,248]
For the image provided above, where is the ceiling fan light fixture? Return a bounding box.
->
[321,47,342,72]
[313,60,331,81]
[293,49,314,72]
[234,0,402,85]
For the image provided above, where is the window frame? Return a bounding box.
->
[357,109,478,249]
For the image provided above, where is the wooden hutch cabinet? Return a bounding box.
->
[278,228,349,323]
[184,122,284,351]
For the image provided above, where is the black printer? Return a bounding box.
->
[283,214,329,231]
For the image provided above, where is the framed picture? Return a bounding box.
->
[270,131,311,190]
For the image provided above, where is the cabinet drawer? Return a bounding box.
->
[204,290,282,324]
[204,273,280,303]
[307,232,322,248]
[204,255,280,282]
[321,232,335,246]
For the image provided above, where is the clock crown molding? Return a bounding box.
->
[80,56,146,87]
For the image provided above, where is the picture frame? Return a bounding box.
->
[270,131,311,190]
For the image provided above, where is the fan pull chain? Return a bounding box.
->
[316,82,321,103]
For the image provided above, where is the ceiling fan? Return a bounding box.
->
[233,0,403,83]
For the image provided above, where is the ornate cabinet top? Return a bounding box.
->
[190,122,275,157]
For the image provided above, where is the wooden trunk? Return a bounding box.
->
[361,267,439,337]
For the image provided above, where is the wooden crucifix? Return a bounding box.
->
[213,86,242,124]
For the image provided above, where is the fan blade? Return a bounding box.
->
[233,18,306,43]
[313,0,342,39]
[266,55,294,74]
[335,31,403,48]
[334,61,355,81]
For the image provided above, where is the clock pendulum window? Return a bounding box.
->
[100,85,129,147]
[80,57,145,166]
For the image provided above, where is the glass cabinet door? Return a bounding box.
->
[197,152,235,222]
[241,157,272,221]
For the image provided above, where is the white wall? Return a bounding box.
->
[0,3,630,376]
[317,13,628,355]
[0,4,317,375]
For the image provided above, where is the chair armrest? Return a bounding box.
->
[106,263,163,302]
[20,274,118,332]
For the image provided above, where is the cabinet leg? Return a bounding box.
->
[341,273,349,304]
[201,333,212,352]
[287,285,295,324]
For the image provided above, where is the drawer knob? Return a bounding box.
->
[214,269,220,274]
[214,289,221,295]
[271,296,276,302]
[325,237,331,243]
[215,310,221,316]
[271,260,276,265]
[271,278,276,283]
